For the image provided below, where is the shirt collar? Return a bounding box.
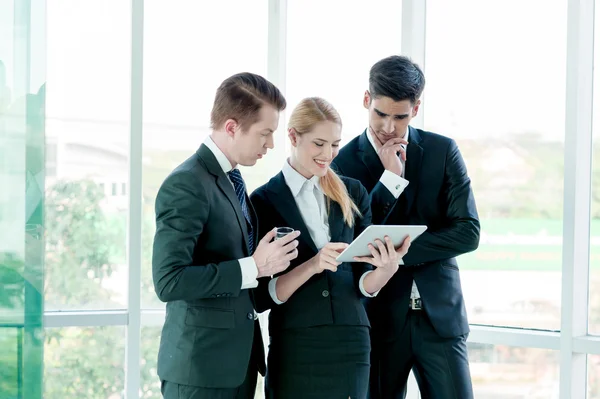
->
[203,136,235,174]
[282,159,322,197]
[366,127,409,153]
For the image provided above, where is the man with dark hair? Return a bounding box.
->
[153,72,300,399]
[332,55,480,398]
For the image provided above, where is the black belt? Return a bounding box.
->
[408,298,423,310]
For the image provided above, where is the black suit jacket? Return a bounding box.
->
[152,144,265,388]
[250,172,373,335]
[332,127,480,338]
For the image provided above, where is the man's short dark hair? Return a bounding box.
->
[210,72,286,130]
[369,55,425,104]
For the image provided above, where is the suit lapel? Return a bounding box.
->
[402,126,423,216]
[266,173,319,254]
[358,130,385,185]
[327,199,345,243]
[196,144,250,256]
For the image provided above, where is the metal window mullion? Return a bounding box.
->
[126,0,144,397]
[560,0,595,397]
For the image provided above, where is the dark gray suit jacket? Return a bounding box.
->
[152,144,265,388]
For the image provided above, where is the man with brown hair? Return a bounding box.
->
[153,72,300,399]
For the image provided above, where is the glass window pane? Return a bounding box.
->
[425,0,567,330]
[590,355,600,399]
[590,0,600,336]
[141,0,269,308]
[44,326,125,398]
[44,1,130,310]
[0,328,21,398]
[141,326,161,398]
[469,343,559,398]
[1,0,46,397]
[286,0,402,144]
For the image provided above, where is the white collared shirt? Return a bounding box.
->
[366,128,420,300]
[281,160,331,249]
[268,160,378,304]
[203,136,259,290]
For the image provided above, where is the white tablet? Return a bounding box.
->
[335,225,427,263]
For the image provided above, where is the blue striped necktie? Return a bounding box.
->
[227,169,255,254]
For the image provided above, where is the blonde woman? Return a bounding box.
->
[250,97,410,398]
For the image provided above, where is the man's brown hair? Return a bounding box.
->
[210,72,286,130]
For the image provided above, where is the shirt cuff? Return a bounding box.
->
[380,170,409,199]
[359,270,380,297]
[268,277,285,304]
[239,257,258,289]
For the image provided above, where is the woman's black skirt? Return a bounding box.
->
[265,325,370,399]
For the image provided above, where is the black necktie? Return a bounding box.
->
[227,169,255,254]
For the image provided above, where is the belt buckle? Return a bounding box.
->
[409,298,422,310]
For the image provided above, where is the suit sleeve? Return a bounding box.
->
[249,190,278,313]
[350,182,375,292]
[152,171,243,302]
[401,140,480,266]
[369,181,397,225]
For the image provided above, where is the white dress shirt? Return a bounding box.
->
[268,160,378,304]
[203,137,258,289]
[366,129,421,300]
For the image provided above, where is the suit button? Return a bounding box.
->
[247,312,254,320]
[322,290,329,298]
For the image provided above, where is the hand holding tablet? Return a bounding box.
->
[335,225,427,263]
[352,235,411,271]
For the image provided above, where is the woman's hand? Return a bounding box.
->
[354,235,411,275]
[309,242,349,274]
